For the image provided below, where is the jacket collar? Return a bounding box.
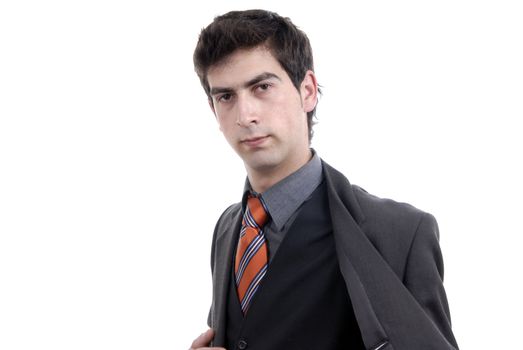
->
[321,160,365,224]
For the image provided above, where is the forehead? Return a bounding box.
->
[207,46,287,88]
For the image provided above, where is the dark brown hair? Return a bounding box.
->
[193,9,318,141]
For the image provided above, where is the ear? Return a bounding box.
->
[300,70,318,113]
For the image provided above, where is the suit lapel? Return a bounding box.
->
[323,162,389,349]
[211,206,242,346]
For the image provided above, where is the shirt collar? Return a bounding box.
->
[242,149,323,231]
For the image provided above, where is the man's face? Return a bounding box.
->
[207,46,317,179]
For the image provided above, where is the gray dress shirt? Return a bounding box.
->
[242,150,323,262]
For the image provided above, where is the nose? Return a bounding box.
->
[236,94,259,127]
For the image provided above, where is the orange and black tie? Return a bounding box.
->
[234,195,269,314]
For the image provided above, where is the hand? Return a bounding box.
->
[189,328,226,350]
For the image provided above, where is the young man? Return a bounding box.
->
[190,9,458,350]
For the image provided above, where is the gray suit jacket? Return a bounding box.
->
[208,161,458,350]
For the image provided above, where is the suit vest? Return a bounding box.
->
[225,181,366,350]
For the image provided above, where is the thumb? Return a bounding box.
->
[190,328,215,348]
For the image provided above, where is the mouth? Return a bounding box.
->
[241,135,269,148]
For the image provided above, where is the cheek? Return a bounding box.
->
[217,117,237,143]
[215,115,224,132]
[216,113,231,132]
[279,100,307,129]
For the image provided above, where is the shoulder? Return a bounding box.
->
[352,184,433,234]
[322,161,438,275]
[322,160,432,232]
[217,202,242,224]
[209,202,241,267]
[212,202,241,238]
[352,184,439,276]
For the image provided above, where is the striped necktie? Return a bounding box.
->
[234,195,269,314]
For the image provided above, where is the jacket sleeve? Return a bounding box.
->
[207,241,215,327]
[403,213,459,348]
[206,222,219,345]
[207,216,219,328]
[206,203,238,329]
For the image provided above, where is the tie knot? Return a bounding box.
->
[245,195,269,228]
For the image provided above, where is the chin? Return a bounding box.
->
[243,151,282,172]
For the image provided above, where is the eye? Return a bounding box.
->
[217,93,233,103]
[256,83,271,92]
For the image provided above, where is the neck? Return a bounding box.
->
[247,149,312,193]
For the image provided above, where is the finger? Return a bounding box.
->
[190,329,215,349]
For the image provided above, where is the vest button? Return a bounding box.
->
[237,339,248,349]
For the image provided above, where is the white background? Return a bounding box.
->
[1,1,522,349]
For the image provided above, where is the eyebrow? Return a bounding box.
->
[209,72,282,96]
